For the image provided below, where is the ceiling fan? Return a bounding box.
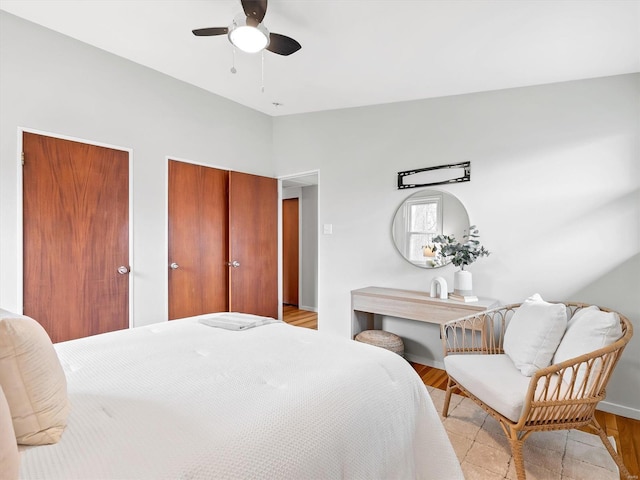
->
[192,0,302,56]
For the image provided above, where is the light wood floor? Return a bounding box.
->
[282,306,640,479]
[282,304,318,329]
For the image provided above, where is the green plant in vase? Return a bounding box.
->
[432,225,490,297]
[432,225,490,269]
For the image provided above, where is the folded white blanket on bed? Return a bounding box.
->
[198,312,280,330]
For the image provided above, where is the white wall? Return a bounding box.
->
[273,74,640,418]
[300,185,318,311]
[0,12,274,327]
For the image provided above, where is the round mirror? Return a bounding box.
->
[391,189,470,268]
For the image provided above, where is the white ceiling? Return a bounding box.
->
[1,0,639,117]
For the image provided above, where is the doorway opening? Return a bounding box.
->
[280,172,319,327]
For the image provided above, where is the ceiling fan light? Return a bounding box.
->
[228,15,269,53]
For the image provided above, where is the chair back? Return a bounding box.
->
[522,303,632,428]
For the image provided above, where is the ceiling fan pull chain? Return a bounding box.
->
[230,46,237,74]
[261,50,265,93]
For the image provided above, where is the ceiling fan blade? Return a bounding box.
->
[192,27,229,36]
[241,0,267,24]
[267,33,302,56]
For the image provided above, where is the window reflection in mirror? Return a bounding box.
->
[406,195,442,263]
[392,189,470,269]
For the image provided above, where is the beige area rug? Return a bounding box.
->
[427,387,619,480]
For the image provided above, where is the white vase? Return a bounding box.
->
[454,270,473,295]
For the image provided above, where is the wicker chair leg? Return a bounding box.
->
[589,418,635,480]
[508,431,526,480]
[442,378,454,417]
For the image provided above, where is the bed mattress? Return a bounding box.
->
[19,316,462,479]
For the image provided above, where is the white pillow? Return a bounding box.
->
[503,294,567,376]
[0,386,19,480]
[0,309,70,445]
[553,306,622,385]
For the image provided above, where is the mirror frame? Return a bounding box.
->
[391,189,470,269]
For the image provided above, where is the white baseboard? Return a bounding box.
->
[597,400,640,421]
[298,305,317,312]
[404,353,444,370]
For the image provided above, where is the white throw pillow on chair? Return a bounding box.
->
[553,305,622,386]
[503,294,567,376]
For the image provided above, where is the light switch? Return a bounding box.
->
[323,224,333,235]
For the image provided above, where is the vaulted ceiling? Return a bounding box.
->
[1,0,638,116]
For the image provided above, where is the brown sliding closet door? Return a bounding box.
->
[168,162,278,320]
[229,172,278,318]
[22,132,130,343]
[168,160,229,319]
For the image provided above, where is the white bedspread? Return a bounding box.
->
[19,316,463,479]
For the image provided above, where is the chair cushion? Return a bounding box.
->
[0,309,69,445]
[444,354,531,422]
[553,306,622,385]
[0,386,19,480]
[503,294,567,376]
[445,354,566,423]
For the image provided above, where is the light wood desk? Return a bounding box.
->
[351,286,498,337]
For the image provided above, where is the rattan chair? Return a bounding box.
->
[440,302,634,480]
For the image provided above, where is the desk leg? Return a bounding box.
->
[352,310,374,338]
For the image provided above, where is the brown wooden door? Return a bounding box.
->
[22,132,129,343]
[282,198,299,306]
[168,160,229,319]
[229,171,278,318]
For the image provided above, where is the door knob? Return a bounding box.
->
[117,266,130,275]
[227,260,240,268]
[170,262,179,270]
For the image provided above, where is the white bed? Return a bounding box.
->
[18,314,463,479]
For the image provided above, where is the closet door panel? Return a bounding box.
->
[168,160,228,319]
[23,132,129,343]
[229,172,278,318]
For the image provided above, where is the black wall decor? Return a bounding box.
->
[397,161,471,189]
